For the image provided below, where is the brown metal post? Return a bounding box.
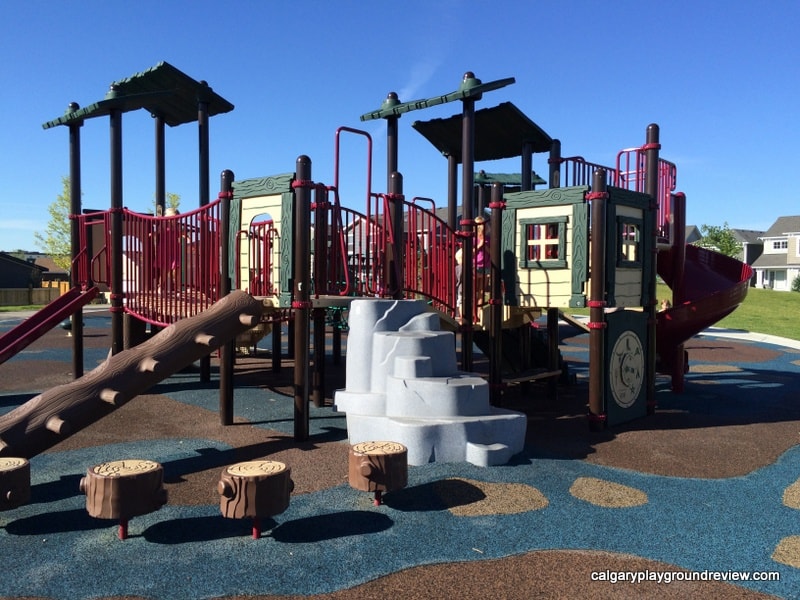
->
[447,154,459,318]
[312,185,327,407]
[671,192,687,305]
[386,102,399,190]
[155,115,166,215]
[312,306,326,407]
[332,310,342,365]
[643,124,660,415]
[521,141,533,191]
[460,73,477,372]
[387,171,404,299]
[292,156,312,441]
[68,103,85,379]
[109,101,124,356]
[588,169,608,431]
[488,183,504,405]
[219,169,235,425]
[447,155,458,230]
[671,191,687,392]
[198,95,210,207]
[548,139,562,189]
[272,318,282,373]
[547,307,560,398]
[477,184,487,215]
[197,92,211,382]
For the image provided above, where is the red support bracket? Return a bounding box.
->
[587,321,607,330]
[588,412,607,425]
[291,179,315,189]
[585,191,609,201]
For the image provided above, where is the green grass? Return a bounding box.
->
[710,286,800,341]
[0,305,42,312]
[566,284,800,342]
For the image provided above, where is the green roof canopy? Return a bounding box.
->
[412,102,553,163]
[474,170,546,187]
[43,61,234,129]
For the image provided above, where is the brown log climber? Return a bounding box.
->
[0,290,263,459]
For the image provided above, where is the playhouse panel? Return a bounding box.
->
[604,309,649,426]
[513,205,574,308]
[238,192,284,300]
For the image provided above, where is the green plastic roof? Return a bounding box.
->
[412,102,553,163]
[43,61,234,129]
[474,170,546,186]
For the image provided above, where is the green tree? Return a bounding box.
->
[34,175,73,271]
[694,222,742,258]
[153,192,181,215]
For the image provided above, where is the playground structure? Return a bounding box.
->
[0,61,753,459]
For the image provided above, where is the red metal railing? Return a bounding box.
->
[555,147,677,240]
[321,189,380,297]
[403,197,461,316]
[73,211,107,289]
[558,156,616,188]
[73,201,223,326]
[615,148,677,238]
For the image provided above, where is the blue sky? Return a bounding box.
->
[1,0,797,252]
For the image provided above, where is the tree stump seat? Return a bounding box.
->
[0,457,30,511]
[348,441,408,505]
[218,460,293,538]
[79,459,167,540]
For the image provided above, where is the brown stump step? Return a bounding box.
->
[218,460,294,538]
[80,459,167,540]
[0,457,30,510]
[348,441,408,505]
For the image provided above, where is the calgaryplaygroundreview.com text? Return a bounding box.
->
[591,570,781,585]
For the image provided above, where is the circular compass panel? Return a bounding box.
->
[609,330,644,408]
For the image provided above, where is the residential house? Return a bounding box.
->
[0,252,47,288]
[731,229,765,286]
[685,225,702,244]
[29,253,70,286]
[751,215,800,291]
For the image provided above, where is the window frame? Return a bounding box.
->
[616,215,643,268]
[519,216,568,269]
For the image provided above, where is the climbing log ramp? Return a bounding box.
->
[0,290,263,459]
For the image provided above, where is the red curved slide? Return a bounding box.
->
[656,244,753,379]
[0,286,99,366]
